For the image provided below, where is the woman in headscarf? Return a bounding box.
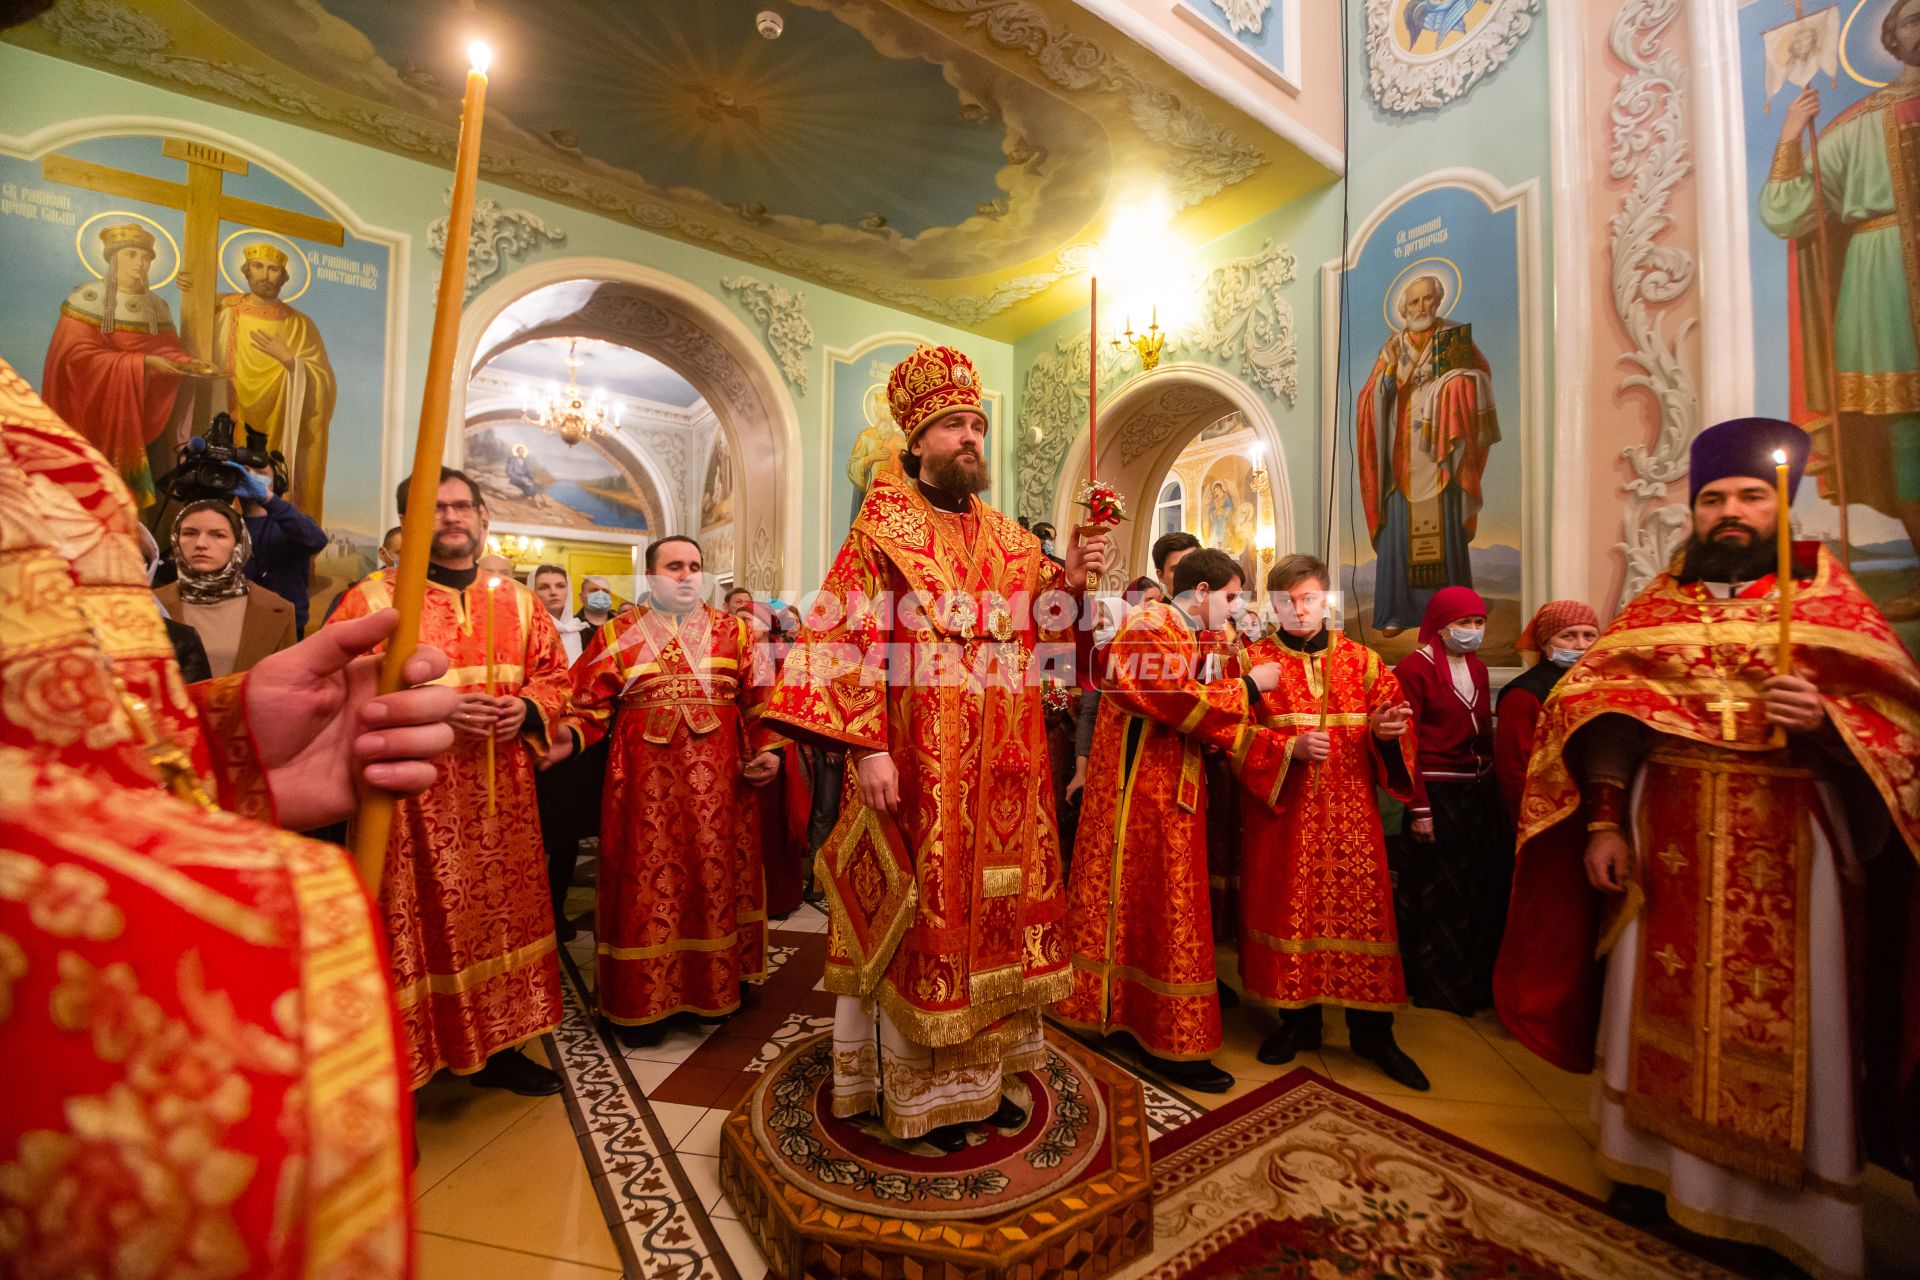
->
[154,498,297,677]
[1391,586,1511,1014]
[1494,599,1600,825]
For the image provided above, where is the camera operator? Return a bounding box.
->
[234,452,326,634]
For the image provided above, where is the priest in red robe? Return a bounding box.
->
[1495,419,1920,1280]
[1054,548,1288,1093]
[567,535,784,1047]
[1,357,460,1278]
[331,468,574,1095]
[1236,554,1426,1090]
[39,222,215,508]
[765,344,1104,1149]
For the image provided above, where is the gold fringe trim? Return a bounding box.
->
[1594,1153,1859,1280]
[872,966,1073,1049]
[1621,1095,1807,1190]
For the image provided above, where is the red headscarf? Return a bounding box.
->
[1417,586,1488,645]
[1516,599,1599,654]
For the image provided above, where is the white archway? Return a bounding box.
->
[444,257,802,590]
[1048,362,1295,586]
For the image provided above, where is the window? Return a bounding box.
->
[1155,478,1184,537]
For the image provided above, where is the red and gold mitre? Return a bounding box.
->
[99,222,155,253]
[886,345,983,443]
[241,242,289,267]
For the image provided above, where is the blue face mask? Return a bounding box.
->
[1548,646,1583,666]
[1445,626,1485,653]
[585,590,612,612]
[1041,539,1056,557]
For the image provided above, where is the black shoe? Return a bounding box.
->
[1148,1055,1234,1093]
[1354,1040,1430,1091]
[922,1123,971,1153]
[1605,1182,1669,1227]
[1216,978,1240,1009]
[469,1049,563,1096]
[988,1096,1026,1129]
[555,915,578,943]
[610,1018,669,1050]
[1257,1023,1318,1066]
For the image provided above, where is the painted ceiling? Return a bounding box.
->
[9,0,1338,339]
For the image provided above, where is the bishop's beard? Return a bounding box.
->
[922,449,990,497]
[1676,525,1776,584]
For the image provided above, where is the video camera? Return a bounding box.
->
[155,413,274,504]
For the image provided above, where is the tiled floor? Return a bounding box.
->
[412,904,1920,1280]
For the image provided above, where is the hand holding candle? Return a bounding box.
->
[484,575,499,817]
[1773,448,1794,675]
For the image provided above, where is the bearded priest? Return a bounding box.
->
[765,345,1105,1151]
[1495,418,1920,1280]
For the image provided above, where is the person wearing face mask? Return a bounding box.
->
[577,575,617,628]
[154,499,297,677]
[1032,520,1064,566]
[1392,585,1511,1015]
[1493,600,1599,826]
[1055,549,1290,1092]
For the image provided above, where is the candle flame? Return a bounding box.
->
[468,41,492,75]
[487,576,501,590]
[1772,448,1788,465]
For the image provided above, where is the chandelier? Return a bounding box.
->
[521,338,621,447]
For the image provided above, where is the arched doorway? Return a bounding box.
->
[444,257,801,591]
[1049,363,1294,592]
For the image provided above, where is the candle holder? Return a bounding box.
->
[1111,318,1166,371]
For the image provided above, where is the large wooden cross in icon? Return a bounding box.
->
[43,137,347,432]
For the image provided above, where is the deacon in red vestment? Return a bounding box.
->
[331,469,574,1095]
[567,535,784,1046]
[39,222,215,508]
[1235,554,1427,1091]
[0,357,460,1279]
[765,344,1105,1147]
[1495,419,1920,1280]
[1492,599,1599,825]
[1054,549,1289,1092]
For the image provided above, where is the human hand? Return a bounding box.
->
[1584,829,1633,893]
[451,692,501,739]
[743,749,782,788]
[1760,674,1825,734]
[1065,757,1086,806]
[250,328,298,370]
[224,462,271,503]
[1064,526,1108,591]
[1369,700,1413,739]
[1248,662,1282,693]
[539,729,576,770]
[490,695,529,740]
[244,608,458,830]
[1781,85,1820,143]
[1408,814,1435,843]
[855,750,900,815]
[1296,730,1332,763]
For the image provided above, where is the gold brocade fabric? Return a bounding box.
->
[764,465,1079,1048]
[571,604,778,1024]
[331,572,572,1085]
[1053,603,1289,1059]
[0,356,410,1277]
[1237,636,1418,1011]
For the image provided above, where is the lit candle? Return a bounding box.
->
[485,574,499,817]
[351,39,493,890]
[1773,448,1794,675]
[1088,274,1098,484]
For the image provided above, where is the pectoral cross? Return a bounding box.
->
[1704,694,1750,741]
[43,139,346,432]
[120,691,214,810]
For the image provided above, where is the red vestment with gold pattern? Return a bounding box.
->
[765,464,1083,1054]
[1237,633,1416,1011]
[331,571,570,1086]
[1496,550,1920,1203]
[571,603,782,1025]
[1054,602,1289,1059]
[0,359,411,1278]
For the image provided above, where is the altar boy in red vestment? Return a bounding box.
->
[567,535,784,1046]
[331,468,574,1095]
[1055,548,1289,1092]
[1496,419,1920,1280]
[1236,554,1427,1090]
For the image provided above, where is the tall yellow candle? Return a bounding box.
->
[1774,448,1794,675]
[351,41,492,891]
[484,576,499,816]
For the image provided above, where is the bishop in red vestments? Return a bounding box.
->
[1054,549,1288,1092]
[765,345,1104,1148]
[1235,555,1427,1090]
[331,469,574,1095]
[567,535,784,1045]
[0,357,460,1278]
[1495,420,1920,1280]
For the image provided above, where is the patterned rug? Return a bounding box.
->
[1118,1068,1742,1280]
[747,1029,1111,1220]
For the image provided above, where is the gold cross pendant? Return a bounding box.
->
[1704,695,1751,741]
